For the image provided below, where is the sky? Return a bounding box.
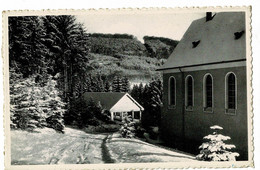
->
[76,11,205,42]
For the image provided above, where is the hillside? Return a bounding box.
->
[144,36,179,59]
[88,33,179,59]
[88,53,165,85]
[86,33,178,84]
[88,33,147,57]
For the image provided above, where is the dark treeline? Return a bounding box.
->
[73,74,130,98]
[143,36,179,59]
[89,33,135,39]
[143,36,179,48]
[130,79,163,129]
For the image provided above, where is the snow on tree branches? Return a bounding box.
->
[10,73,66,132]
[120,115,136,138]
[196,125,239,161]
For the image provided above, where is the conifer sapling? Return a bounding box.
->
[196,125,239,161]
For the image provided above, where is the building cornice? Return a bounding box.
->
[161,59,246,74]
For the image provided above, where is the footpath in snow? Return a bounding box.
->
[11,127,196,165]
[11,127,105,165]
[106,133,196,163]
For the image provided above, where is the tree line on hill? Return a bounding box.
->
[73,75,130,98]
[89,33,135,39]
[9,15,164,133]
[143,36,179,59]
[88,33,179,59]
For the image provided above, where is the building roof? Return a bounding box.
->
[82,92,125,110]
[158,12,246,71]
[82,92,144,112]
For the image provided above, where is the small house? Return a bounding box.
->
[157,12,248,160]
[82,92,144,121]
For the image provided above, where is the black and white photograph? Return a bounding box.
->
[2,7,253,169]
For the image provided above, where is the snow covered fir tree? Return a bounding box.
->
[119,115,136,138]
[196,125,239,161]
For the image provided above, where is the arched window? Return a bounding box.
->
[168,76,176,106]
[185,75,194,110]
[203,74,213,112]
[225,72,237,114]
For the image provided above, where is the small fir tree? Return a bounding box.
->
[121,76,130,92]
[44,78,66,132]
[196,125,239,161]
[9,68,23,128]
[119,115,136,138]
[10,77,31,129]
[10,76,44,130]
[112,76,122,92]
[96,75,105,92]
[104,81,112,92]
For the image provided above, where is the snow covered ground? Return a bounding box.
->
[11,127,105,165]
[11,127,196,165]
[107,133,196,163]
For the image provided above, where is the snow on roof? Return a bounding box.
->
[82,92,126,110]
[158,12,246,70]
[82,92,144,112]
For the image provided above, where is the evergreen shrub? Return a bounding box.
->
[196,125,240,161]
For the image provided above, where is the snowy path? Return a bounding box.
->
[106,133,196,163]
[11,127,196,165]
[11,128,106,165]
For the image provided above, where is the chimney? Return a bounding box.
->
[206,12,212,22]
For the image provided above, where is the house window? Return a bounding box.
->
[225,72,237,114]
[185,75,194,110]
[168,76,176,106]
[203,74,213,112]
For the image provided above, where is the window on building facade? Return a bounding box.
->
[185,75,194,110]
[225,72,237,114]
[168,76,176,106]
[203,74,213,112]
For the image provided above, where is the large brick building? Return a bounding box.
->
[157,12,248,160]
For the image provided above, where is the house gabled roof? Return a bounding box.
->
[158,12,246,71]
[82,92,144,111]
[82,92,126,110]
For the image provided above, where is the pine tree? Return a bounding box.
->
[10,69,27,129]
[42,16,90,100]
[10,76,45,130]
[9,68,23,128]
[121,76,130,92]
[196,125,240,161]
[130,84,140,103]
[149,79,163,108]
[96,75,105,92]
[138,83,144,102]
[42,77,66,132]
[9,16,49,81]
[112,76,122,92]
[73,75,88,98]
[104,80,112,92]
[26,82,44,129]
[132,79,163,128]
[120,115,136,138]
